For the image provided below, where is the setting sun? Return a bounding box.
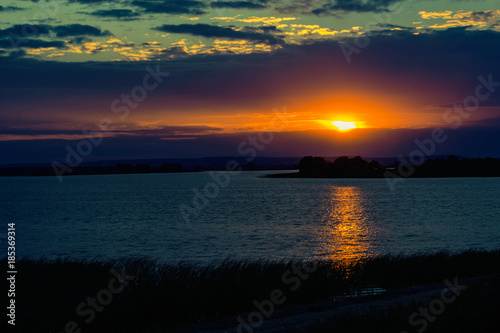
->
[332,121,357,131]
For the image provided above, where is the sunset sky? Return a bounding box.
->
[1,0,500,164]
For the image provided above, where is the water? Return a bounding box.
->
[1,171,499,263]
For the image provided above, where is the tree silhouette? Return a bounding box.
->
[298,156,326,176]
[246,162,256,171]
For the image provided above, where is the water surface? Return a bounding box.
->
[1,171,499,263]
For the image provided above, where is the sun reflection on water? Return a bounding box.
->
[319,186,377,262]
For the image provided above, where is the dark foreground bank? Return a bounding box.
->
[3,249,500,333]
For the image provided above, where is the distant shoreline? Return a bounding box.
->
[0,167,290,178]
[2,155,500,179]
[266,172,500,178]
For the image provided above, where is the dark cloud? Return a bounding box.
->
[88,9,141,19]
[275,0,403,15]
[0,25,51,39]
[0,5,25,11]
[0,38,66,49]
[155,46,189,58]
[107,39,134,47]
[210,1,266,9]
[0,127,87,136]
[131,125,223,136]
[52,24,111,37]
[275,0,314,15]
[312,0,403,15]
[375,23,413,30]
[67,0,121,3]
[7,50,27,58]
[244,25,282,33]
[468,10,497,21]
[0,124,221,137]
[68,36,93,44]
[155,23,283,44]
[131,0,207,15]
[0,24,110,41]
[141,41,161,46]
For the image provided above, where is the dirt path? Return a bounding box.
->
[189,275,491,333]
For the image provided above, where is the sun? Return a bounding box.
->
[332,121,357,131]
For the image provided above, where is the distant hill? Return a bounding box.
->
[0,156,303,177]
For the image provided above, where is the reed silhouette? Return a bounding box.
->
[4,249,500,332]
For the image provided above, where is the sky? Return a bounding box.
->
[1,0,500,164]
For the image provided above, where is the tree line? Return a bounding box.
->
[297,155,500,178]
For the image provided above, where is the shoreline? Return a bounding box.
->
[266,172,500,178]
[7,249,500,332]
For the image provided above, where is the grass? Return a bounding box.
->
[290,274,500,333]
[3,249,500,332]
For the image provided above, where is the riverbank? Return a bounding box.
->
[5,249,500,332]
[7,250,500,332]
